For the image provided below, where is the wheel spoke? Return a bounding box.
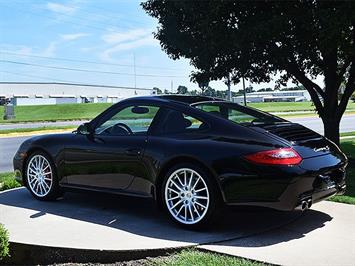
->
[175,174,184,187]
[170,180,182,191]
[42,181,50,190]
[192,203,201,217]
[168,187,179,194]
[176,204,184,216]
[167,195,180,201]
[184,205,187,221]
[191,176,201,190]
[169,199,183,210]
[195,187,206,193]
[188,204,194,221]
[195,201,207,209]
[195,196,208,200]
[188,171,193,188]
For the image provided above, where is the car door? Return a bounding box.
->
[64,104,160,192]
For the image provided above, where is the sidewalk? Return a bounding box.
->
[199,201,355,266]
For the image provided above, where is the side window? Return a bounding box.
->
[228,109,255,123]
[157,108,208,135]
[95,105,159,136]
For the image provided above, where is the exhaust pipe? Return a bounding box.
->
[301,200,308,211]
[296,196,312,211]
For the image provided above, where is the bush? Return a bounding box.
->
[0,224,9,259]
[0,173,21,192]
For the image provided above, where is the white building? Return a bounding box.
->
[0,82,155,106]
[233,90,311,104]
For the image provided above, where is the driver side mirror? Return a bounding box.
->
[76,123,92,135]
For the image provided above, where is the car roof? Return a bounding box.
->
[126,95,226,105]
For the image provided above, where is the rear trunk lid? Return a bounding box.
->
[250,122,343,159]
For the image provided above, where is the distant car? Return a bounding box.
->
[0,98,10,106]
[14,95,347,229]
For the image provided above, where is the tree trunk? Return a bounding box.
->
[322,116,341,146]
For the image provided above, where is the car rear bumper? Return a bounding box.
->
[220,154,347,211]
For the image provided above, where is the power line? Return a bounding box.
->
[0,70,77,83]
[1,51,184,71]
[0,70,148,89]
[0,60,187,78]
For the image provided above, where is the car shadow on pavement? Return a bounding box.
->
[0,188,332,246]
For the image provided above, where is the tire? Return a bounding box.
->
[25,151,63,201]
[162,163,220,229]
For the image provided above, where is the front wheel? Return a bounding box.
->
[162,164,220,229]
[25,152,63,201]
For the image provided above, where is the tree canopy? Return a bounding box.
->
[142,0,355,144]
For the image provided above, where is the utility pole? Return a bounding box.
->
[242,77,247,106]
[226,73,232,101]
[133,53,137,88]
[171,80,174,93]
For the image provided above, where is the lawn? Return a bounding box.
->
[0,101,354,123]
[0,103,111,123]
[249,101,355,113]
[148,249,263,266]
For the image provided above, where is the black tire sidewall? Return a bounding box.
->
[25,151,62,201]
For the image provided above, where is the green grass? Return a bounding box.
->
[249,101,355,113]
[329,137,355,204]
[0,173,21,191]
[0,125,76,135]
[340,137,355,159]
[330,166,355,205]
[340,131,355,138]
[148,249,264,266]
[0,103,111,123]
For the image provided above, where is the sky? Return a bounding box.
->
[0,0,323,92]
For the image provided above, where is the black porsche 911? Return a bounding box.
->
[14,95,347,228]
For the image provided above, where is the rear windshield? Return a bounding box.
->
[192,101,285,125]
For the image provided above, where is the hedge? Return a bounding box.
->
[0,224,9,259]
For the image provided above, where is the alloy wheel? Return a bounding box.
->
[27,155,53,197]
[165,168,210,225]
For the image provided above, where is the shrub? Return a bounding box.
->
[0,224,9,259]
[0,173,21,192]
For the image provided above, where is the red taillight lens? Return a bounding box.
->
[245,148,302,165]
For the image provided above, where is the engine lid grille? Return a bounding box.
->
[257,123,321,142]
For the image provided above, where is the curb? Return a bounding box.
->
[2,242,191,265]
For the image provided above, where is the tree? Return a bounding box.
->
[142,0,355,145]
[153,87,163,94]
[177,85,188,94]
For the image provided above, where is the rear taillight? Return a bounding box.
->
[245,148,302,165]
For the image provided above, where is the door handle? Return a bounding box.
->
[125,148,142,156]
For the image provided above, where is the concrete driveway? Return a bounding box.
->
[200,201,355,266]
[0,188,354,265]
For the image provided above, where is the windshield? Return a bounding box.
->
[192,101,285,125]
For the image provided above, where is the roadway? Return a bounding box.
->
[0,114,354,173]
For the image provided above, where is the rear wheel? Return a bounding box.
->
[162,163,219,229]
[25,152,63,201]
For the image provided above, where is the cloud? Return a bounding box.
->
[42,41,58,57]
[102,29,153,44]
[46,2,77,14]
[60,33,90,41]
[100,28,157,62]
